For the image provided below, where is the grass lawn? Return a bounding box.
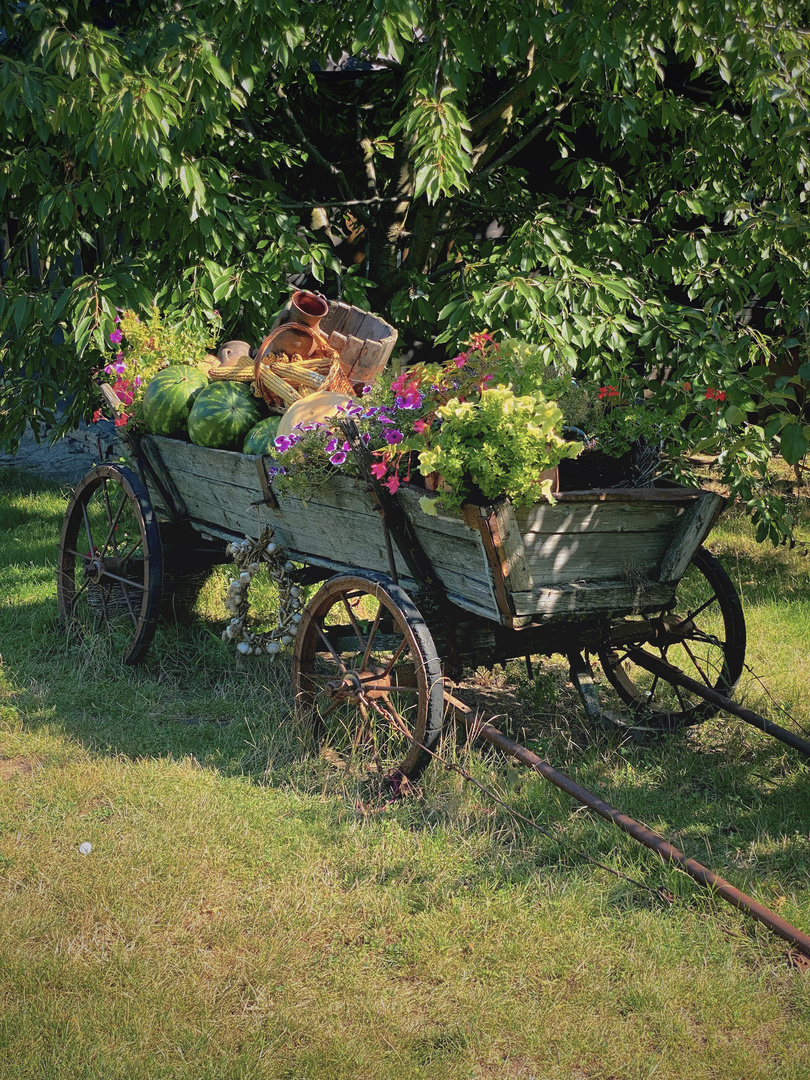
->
[1,466,809,1079]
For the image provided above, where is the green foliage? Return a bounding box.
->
[419,385,580,511]
[3,0,810,540]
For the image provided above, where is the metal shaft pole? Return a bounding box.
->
[626,648,810,759]
[445,691,810,961]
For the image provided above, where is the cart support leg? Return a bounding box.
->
[568,651,605,727]
[444,689,810,963]
[625,648,810,759]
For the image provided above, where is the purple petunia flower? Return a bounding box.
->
[383,429,404,445]
[325,437,339,454]
[329,451,347,465]
[395,388,423,410]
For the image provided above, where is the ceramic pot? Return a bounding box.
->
[289,290,329,332]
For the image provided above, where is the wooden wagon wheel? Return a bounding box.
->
[597,547,746,730]
[57,464,162,665]
[291,573,444,781]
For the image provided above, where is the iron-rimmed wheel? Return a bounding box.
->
[57,464,162,665]
[597,546,746,729]
[291,572,444,780]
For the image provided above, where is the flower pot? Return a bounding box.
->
[290,290,329,332]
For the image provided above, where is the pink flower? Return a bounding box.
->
[413,419,428,434]
[385,474,400,494]
[109,329,123,344]
[370,462,388,480]
[453,355,467,368]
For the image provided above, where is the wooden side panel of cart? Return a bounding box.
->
[137,435,723,627]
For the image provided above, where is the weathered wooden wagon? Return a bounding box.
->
[56,302,747,781]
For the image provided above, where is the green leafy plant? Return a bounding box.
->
[95,308,219,428]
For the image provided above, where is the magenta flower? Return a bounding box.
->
[109,329,123,344]
[395,388,423,409]
[453,355,467,368]
[329,451,347,465]
[385,474,401,494]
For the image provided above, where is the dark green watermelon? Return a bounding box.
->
[142,365,208,436]
[188,381,262,450]
[242,416,281,456]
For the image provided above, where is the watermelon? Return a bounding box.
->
[188,381,262,450]
[242,416,281,456]
[142,365,208,436]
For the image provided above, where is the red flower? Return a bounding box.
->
[705,388,726,402]
[114,412,129,428]
[92,409,103,424]
[598,385,620,400]
[683,381,692,393]
[413,418,428,434]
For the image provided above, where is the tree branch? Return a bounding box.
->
[476,100,572,181]
[272,81,374,229]
[469,77,534,134]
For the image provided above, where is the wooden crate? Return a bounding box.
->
[136,435,722,628]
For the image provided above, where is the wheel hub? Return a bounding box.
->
[84,555,125,584]
[324,669,392,703]
[651,613,695,647]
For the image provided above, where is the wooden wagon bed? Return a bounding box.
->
[135,434,723,630]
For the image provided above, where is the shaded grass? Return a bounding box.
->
[1,467,810,1079]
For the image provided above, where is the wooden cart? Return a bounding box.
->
[56,306,746,779]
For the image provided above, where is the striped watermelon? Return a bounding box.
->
[188,382,262,450]
[142,365,208,436]
[242,416,281,455]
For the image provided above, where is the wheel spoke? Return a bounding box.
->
[357,681,420,694]
[681,639,714,685]
[340,595,368,651]
[683,593,719,623]
[80,503,96,560]
[315,623,348,673]
[99,490,129,559]
[379,637,408,679]
[359,604,383,671]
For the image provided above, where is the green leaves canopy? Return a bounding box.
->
[2,0,810,541]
